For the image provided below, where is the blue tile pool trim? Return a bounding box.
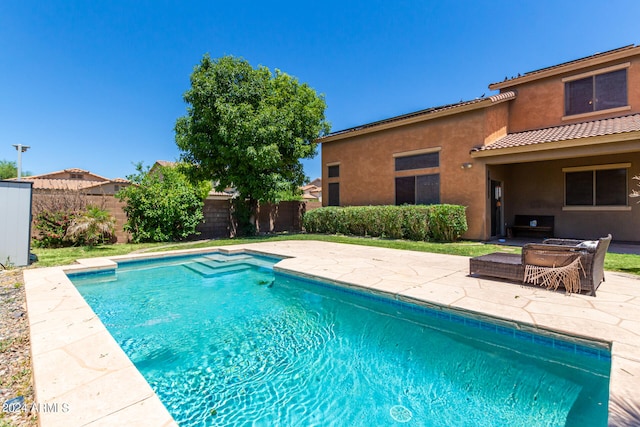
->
[274,270,612,362]
[66,268,116,279]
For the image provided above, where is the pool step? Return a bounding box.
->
[183,261,254,278]
[200,254,253,263]
[192,254,275,271]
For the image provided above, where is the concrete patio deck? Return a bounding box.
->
[24,240,640,426]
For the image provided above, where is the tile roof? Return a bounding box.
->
[489,44,640,89]
[321,91,516,141]
[26,179,122,191]
[19,168,130,191]
[154,160,176,167]
[26,168,108,181]
[476,114,640,152]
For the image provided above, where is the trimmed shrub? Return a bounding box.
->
[401,205,431,241]
[303,204,467,242]
[427,204,468,242]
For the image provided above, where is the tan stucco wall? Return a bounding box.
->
[321,107,509,240]
[499,153,640,242]
[507,56,640,133]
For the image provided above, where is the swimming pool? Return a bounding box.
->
[70,252,610,426]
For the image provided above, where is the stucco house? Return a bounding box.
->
[319,45,640,242]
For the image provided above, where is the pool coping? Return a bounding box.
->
[23,241,640,426]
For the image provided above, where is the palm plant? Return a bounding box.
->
[65,206,116,246]
[631,174,640,203]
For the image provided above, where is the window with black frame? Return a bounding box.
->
[395,152,439,171]
[565,167,627,206]
[395,174,440,205]
[565,68,627,116]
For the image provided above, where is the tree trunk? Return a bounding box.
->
[268,202,277,233]
[249,198,260,235]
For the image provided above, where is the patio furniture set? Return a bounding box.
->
[469,234,612,296]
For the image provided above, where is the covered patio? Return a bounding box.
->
[472,114,640,242]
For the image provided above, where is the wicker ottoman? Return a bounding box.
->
[469,252,524,282]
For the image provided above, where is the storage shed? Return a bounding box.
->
[0,180,33,267]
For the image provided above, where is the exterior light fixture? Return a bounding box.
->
[12,144,30,180]
[461,162,473,169]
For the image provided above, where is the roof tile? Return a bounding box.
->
[478,114,640,152]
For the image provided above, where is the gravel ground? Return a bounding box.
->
[0,269,37,427]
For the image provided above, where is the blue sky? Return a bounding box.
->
[1,1,638,181]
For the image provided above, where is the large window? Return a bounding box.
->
[565,68,627,116]
[565,166,627,207]
[395,174,440,205]
[395,152,439,171]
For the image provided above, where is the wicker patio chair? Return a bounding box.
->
[522,234,612,296]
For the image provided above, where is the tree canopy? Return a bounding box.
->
[0,159,31,179]
[0,160,17,179]
[174,55,330,230]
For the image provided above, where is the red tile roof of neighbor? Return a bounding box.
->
[477,114,640,152]
[20,168,130,190]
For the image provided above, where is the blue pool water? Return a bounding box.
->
[70,252,610,426]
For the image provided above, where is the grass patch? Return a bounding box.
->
[603,253,640,276]
[31,242,168,267]
[29,233,639,276]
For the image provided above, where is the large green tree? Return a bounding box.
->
[174,54,330,233]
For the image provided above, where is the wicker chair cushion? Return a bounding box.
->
[577,240,598,250]
[524,250,578,268]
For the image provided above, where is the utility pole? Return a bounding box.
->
[12,144,30,180]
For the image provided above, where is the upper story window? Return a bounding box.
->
[327,164,340,178]
[564,67,627,116]
[395,151,439,171]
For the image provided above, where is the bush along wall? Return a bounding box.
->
[302,204,467,242]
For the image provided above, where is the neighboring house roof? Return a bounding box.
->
[19,168,130,191]
[320,91,516,143]
[308,177,321,187]
[207,189,236,199]
[473,114,640,156]
[26,168,110,182]
[301,182,321,201]
[154,160,176,167]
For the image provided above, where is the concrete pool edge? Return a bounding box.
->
[24,241,640,426]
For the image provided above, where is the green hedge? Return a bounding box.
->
[303,204,467,242]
